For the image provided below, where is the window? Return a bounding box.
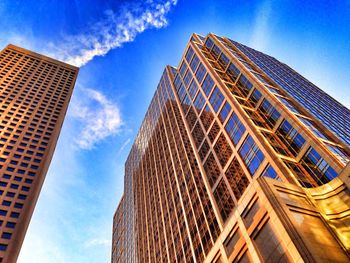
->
[219,102,231,123]
[225,113,246,146]
[195,63,207,84]
[225,158,249,201]
[277,96,300,114]
[276,120,305,156]
[326,144,350,165]
[203,153,221,187]
[257,99,281,128]
[190,54,200,72]
[205,37,214,49]
[185,47,194,62]
[188,80,198,99]
[193,92,205,113]
[1,232,11,239]
[213,180,235,222]
[218,53,229,69]
[247,89,262,107]
[236,74,253,97]
[6,222,16,228]
[226,63,240,82]
[239,135,265,175]
[202,74,215,96]
[0,244,7,251]
[261,165,281,180]
[302,147,338,184]
[209,87,224,112]
[179,61,188,77]
[298,117,328,140]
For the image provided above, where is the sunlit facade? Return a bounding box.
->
[112,33,350,262]
[0,45,78,262]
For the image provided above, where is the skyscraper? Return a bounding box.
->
[0,45,78,262]
[112,33,350,262]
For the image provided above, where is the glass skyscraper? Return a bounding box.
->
[112,33,350,263]
[0,45,78,262]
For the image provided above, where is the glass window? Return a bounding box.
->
[193,91,205,113]
[1,232,11,239]
[277,96,300,114]
[195,63,207,84]
[225,113,246,146]
[302,147,338,184]
[183,70,193,87]
[212,45,221,59]
[202,74,215,96]
[179,61,188,77]
[227,63,240,82]
[0,244,7,251]
[205,37,214,49]
[218,53,229,69]
[258,99,281,128]
[213,179,235,222]
[276,120,305,156]
[190,54,200,72]
[209,87,224,112]
[326,144,350,165]
[239,135,265,175]
[236,74,253,97]
[185,47,194,62]
[188,80,198,99]
[219,102,231,123]
[261,165,281,180]
[248,89,262,107]
[297,117,329,140]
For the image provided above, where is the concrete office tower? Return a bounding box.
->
[0,45,78,262]
[112,33,350,262]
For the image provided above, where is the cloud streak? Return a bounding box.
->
[47,0,177,67]
[70,88,123,149]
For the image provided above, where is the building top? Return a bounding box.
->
[5,44,79,71]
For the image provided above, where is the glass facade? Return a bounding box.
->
[112,33,350,263]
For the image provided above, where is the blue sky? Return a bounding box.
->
[0,0,349,262]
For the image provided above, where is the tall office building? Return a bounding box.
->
[0,45,78,262]
[112,33,350,262]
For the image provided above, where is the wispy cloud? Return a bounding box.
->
[46,0,177,67]
[250,0,273,51]
[70,88,123,149]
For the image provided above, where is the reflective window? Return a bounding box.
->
[185,47,194,62]
[226,63,240,82]
[277,96,300,114]
[261,165,281,180]
[193,91,205,113]
[239,135,265,175]
[218,53,229,69]
[225,113,246,146]
[302,147,338,184]
[219,102,231,123]
[209,87,224,112]
[179,61,188,77]
[248,89,262,107]
[202,74,215,96]
[298,117,329,140]
[195,63,207,84]
[236,74,253,97]
[190,54,200,72]
[188,80,198,99]
[213,179,235,222]
[205,37,214,49]
[258,99,281,128]
[326,144,350,165]
[276,120,305,156]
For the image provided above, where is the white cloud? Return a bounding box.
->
[70,88,123,149]
[46,0,177,67]
[250,0,273,51]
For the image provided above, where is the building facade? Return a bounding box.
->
[0,45,78,262]
[112,33,350,262]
